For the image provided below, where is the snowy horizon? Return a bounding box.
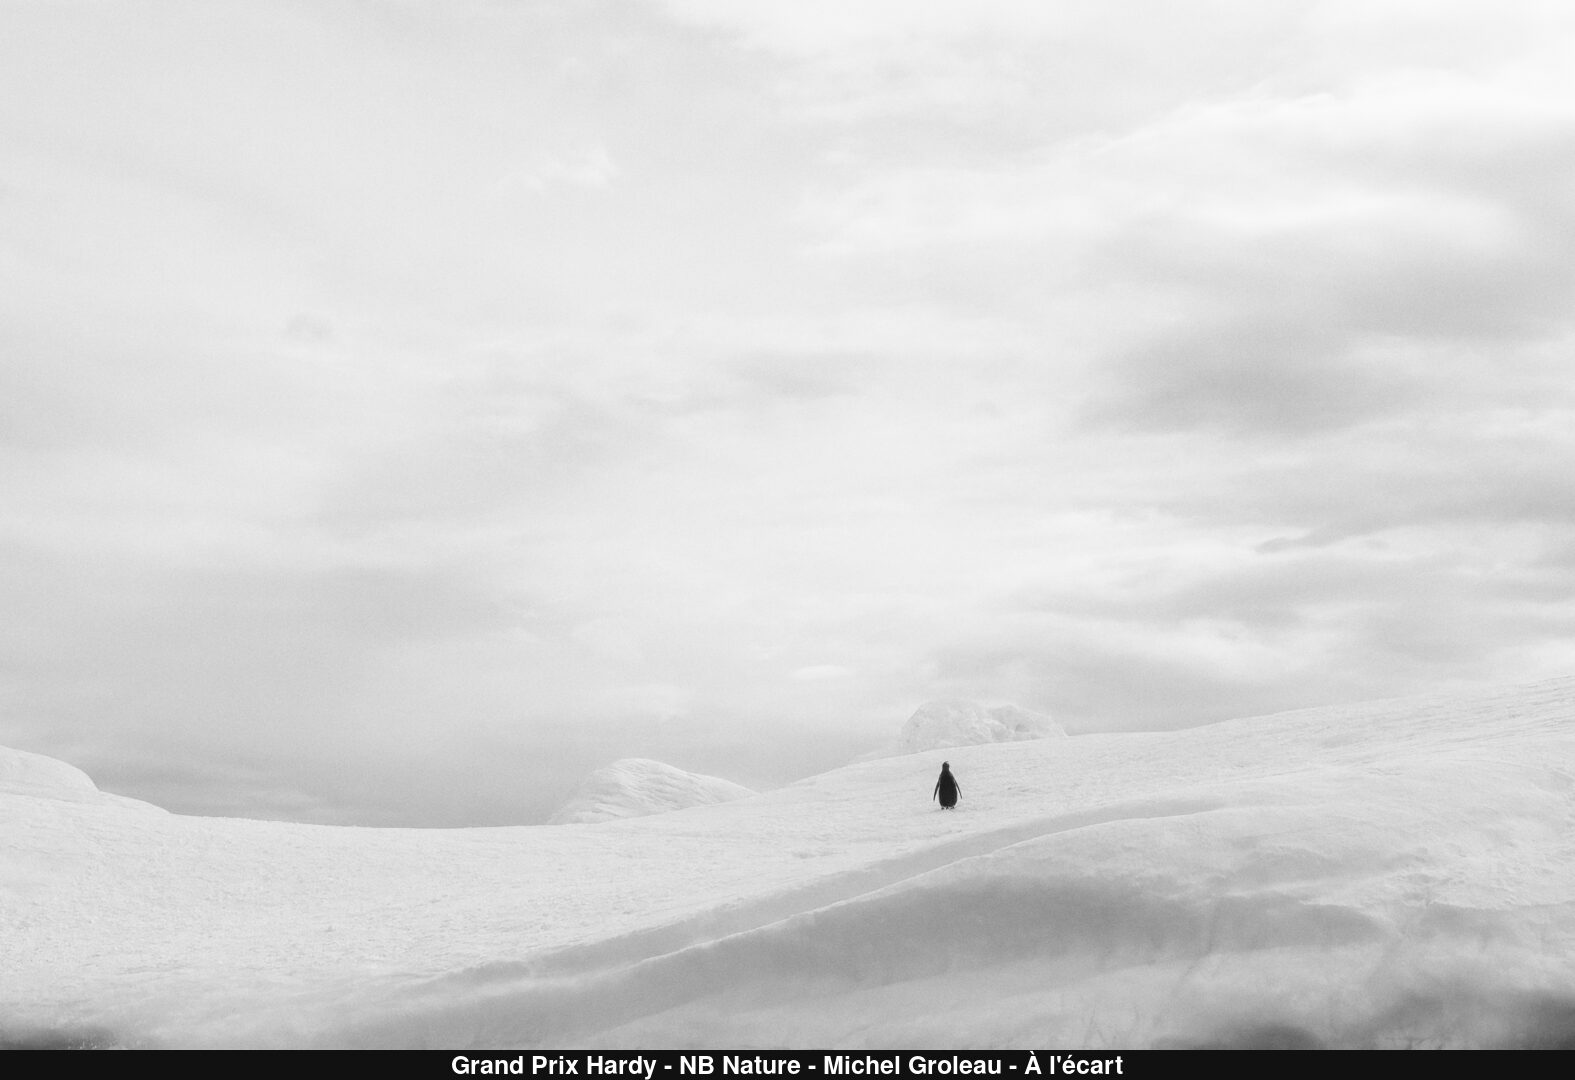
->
[6,2,1575,828]
[6,675,1575,1049]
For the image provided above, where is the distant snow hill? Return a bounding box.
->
[0,744,163,813]
[895,698,1066,754]
[548,757,756,824]
[6,677,1575,1049]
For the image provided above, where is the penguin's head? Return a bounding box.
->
[941,761,950,770]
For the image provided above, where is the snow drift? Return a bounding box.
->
[548,757,756,824]
[5,677,1575,1049]
[0,743,163,813]
[897,699,1065,753]
[0,744,101,800]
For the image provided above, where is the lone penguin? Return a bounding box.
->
[933,761,961,810]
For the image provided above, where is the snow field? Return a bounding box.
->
[4,677,1575,1048]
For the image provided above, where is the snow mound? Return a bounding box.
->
[1,745,104,801]
[0,745,165,813]
[898,698,1065,753]
[548,757,756,824]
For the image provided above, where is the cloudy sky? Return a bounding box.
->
[4,0,1575,826]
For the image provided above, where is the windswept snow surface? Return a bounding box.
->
[548,758,756,824]
[6,678,1575,1049]
[897,699,1066,754]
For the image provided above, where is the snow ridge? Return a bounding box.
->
[898,698,1065,753]
[0,744,101,800]
[548,757,756,824]
[0,745,165,814]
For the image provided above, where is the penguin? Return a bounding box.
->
[933,761,960,810]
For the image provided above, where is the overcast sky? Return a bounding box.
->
[4,1,1575,826]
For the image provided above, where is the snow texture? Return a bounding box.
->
[897,699,1066,753]
[5,677,1575,1049]
[548,757,756,825]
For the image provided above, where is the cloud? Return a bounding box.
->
[1177,413,1575,548]
[1062,76,1575,435]
[939,537,1575,733]
[773,15,1575,449]
[657,0,1303,131]
[792,664,854,681]
[504,145,619,192]
[6,1,1575,826]
[1084,316,1416,436]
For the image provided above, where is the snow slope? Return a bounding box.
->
[897,699,1066,754]
[548,758,756,824]
[5,678,1575,1049]
[0,744,164,814]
